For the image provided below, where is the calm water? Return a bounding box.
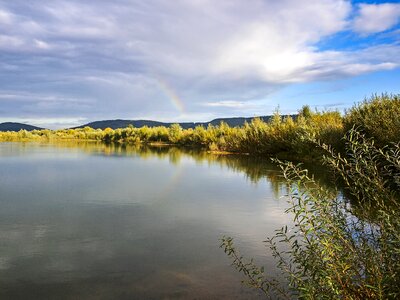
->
[0,142,298,299]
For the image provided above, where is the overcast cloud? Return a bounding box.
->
[0,0,399,128]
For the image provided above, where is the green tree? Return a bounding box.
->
[168,123,183,143]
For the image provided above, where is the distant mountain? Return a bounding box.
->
[73,119,182,130]
[74,115,296,130]
[0,122,43,132]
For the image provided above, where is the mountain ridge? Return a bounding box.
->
[1,115,297,131]
[0,122,43,132]
[73,115,296,130]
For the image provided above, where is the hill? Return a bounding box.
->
[0,122,43,132]
[74,116,294,130]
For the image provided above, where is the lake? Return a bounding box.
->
[0,142,301,299]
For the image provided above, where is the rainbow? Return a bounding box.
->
[156,165,185,199]
[155,77,185,113]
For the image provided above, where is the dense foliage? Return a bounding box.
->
[0,94,397,162]
[0,108,345,162]
[221,129,400,299]
[344,93,400,147]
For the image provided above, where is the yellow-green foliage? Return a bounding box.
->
[215,110,343,159]
[168,123,183,143]
[344,93,400,147]
[2,95,399,161]
[0,129,42,141]
[0,110,344,160]
[0,127,105,142]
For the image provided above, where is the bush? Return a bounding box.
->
[221,128,400,299]
[344,93,400,147]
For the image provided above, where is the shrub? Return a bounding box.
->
[344,93,400,147]
[221,128,400,299]
[168,123,183,144]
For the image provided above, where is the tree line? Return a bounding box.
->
[1,94,398,162]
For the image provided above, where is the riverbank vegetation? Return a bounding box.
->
[221,128,400,299]
[216,95,400,299]
[1,94,398,162]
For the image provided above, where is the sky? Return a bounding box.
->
[0,0,399,128]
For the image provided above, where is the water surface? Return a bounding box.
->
[0,142,296,299]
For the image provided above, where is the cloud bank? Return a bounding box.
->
[0,0,399,127]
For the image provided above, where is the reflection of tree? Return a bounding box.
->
[27,141,337,197]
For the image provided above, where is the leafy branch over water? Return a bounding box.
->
[221,129,400,299]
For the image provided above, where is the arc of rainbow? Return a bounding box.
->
[155,77,185,114]
[156,165,185,200]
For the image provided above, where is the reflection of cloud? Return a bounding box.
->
[0,143,340,297]
[156,164,185,199]
[0,257,10,270]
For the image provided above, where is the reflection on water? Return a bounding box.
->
[0,142,329,299]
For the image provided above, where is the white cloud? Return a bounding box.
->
[0,9,13,24]
[283,44,400,82]
[353,3,400,35]
[0,91,93,104]
[0,34,24,48]
[0,117,87,129]
[204,101,252,108]
[0,0,399,125]
[0,0,394,82]
[0,62,19,71]
[34,39,51,50]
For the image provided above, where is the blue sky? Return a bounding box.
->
[0,0,399,128]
